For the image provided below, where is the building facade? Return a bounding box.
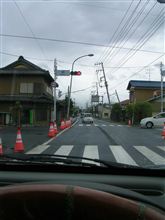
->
[0,56,56,126]
[127,80,165,113]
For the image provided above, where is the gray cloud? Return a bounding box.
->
[1,0,164,105]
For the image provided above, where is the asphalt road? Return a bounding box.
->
[23,118,165,167]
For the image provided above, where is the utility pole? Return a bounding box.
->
[95,62,111,114]
[160,62,164,112]
[96,82,98,95]
[115,90,121,106]
[54,59,57,122]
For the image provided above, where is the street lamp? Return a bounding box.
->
[67,54,94,118]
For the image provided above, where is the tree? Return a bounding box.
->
[110,103,122,122]
[126,102,152,124]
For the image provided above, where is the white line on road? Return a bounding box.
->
[79,124,83,126]
[134,146,165,165]
[117,125,123,127]
[54,145,73,156]
[26,145,50,154]
[94,124,98,126]
[101,124,106,127]
[86,124,91,127]
[82,145,100,166]
[109,145,138,166]
[157,146,165,152]
[109,125,114,127]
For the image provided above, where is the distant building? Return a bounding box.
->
[97,104,111,119]
[127,80,165,113]
[0,56,57,126]
[120,99,129,110]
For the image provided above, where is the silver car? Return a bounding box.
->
[82,113,93,124]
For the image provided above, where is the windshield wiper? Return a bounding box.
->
[0,153,142,169]
[142,164,165,169]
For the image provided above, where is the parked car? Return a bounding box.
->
[140,112,165,128]
[82,113,93,124]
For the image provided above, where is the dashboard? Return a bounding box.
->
[0,164,164,220]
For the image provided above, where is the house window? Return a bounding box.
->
[20,83,33,94]
[104,113,109,117]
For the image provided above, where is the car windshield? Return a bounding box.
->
[0,0,165,170]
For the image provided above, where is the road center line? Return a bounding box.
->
[109,145,138,166]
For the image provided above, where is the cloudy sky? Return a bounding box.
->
[0,0,165,108]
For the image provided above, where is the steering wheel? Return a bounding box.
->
[0,184,164,220]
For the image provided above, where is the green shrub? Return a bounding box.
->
[110,103,122,122]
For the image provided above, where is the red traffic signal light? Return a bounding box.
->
[70,71,81,76]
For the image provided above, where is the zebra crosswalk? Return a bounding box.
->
[78,124,123,127]
[26,144,165,167]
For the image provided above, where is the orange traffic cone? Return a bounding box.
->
[0,137,3,155]
[48,122,55,138]
[14,127,24,153]
[60,120,65,130]
[65,120,69,128]
[128,119,131,127]
[161,123,165,139]
[54,122,58,135]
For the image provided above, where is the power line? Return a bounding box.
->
[97,0,134,63]
[100,0,142,64]
[0,51,161,70]
[109,54,164,92]
[109,9,164,76]
[14,1,47,60]
[104,0,153,64]
[0,33,163,55]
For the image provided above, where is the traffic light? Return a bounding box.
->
[70,71,81,76]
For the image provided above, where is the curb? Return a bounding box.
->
[41,119,79,146]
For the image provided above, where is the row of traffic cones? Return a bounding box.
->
[60,119,71,130]
[0,119,73,155]
[48,119,72,138]
[0,127,24,155]
[48,121,58,138]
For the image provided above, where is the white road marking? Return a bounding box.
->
[109,145,138,166]
[94,124,98,126]
[26,145,50,154]
[117,125,123,127]
[109,125,114,127]
[101,124,106,127]
[134,146,165,165]
[157,146,165,152]
[82,145,100,166]
[79,124,83,126]
[54,145,73,156]
[86,124,91,127]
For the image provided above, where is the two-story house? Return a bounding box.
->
[127,80,165,113]
[0,56,56,126]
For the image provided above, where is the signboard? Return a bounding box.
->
[56,70,70,76]
[91,95,99,103]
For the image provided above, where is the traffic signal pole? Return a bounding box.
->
[54,59,57,122]
[67,54,94,119]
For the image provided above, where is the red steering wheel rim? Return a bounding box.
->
[0,184,164,220]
